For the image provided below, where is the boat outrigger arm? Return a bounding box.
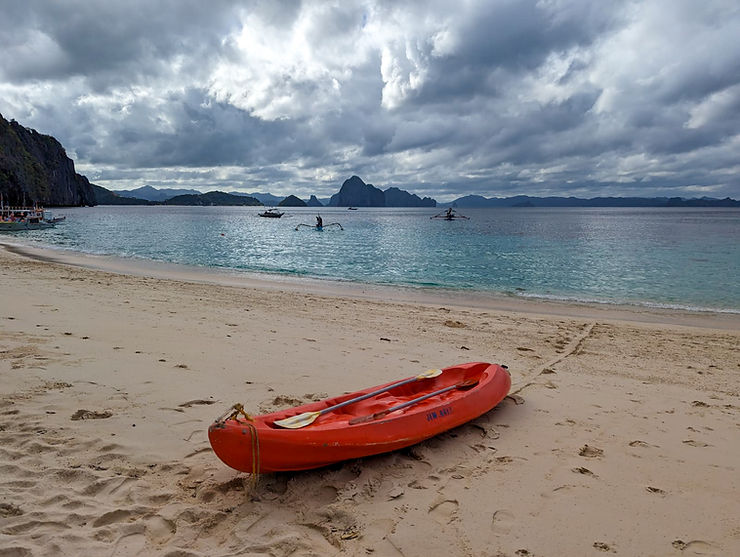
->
[295,222,343,230]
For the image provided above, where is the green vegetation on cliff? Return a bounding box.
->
[0,113,96,206]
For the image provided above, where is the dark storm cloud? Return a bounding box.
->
[0,0,739,200]
[413,0,616,104]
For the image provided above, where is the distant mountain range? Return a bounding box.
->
[91,184,151,205]
[112,185,201,202]
[162,191,261,206]
[113,185,294,206]
[2,114,739,209]
[111,177,436,207]
[449,194,740,208]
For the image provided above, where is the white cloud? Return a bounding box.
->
[207,3,375,120]
[686,84,740,129]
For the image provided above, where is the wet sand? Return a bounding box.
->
[1,241,738,556]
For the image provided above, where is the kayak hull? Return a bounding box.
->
[208,361,510,473]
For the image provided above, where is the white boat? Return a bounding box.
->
[44,211,66,224]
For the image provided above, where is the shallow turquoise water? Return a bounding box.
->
[13,206,740,313]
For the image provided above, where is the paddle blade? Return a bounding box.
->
[273,411,320,429]
[417,368,443,379]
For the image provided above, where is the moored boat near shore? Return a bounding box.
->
[208,361,511,473]
[0,206,56,231]
[44,211,66,224]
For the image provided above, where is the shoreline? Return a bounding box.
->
[2,239,738,331]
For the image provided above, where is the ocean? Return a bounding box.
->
[11,205,740,314]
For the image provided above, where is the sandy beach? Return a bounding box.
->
[0,241,738,557]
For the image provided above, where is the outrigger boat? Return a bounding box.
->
[258,208,285,218]
[295,214,343,231]
[294,222,343,231]
[431,208,469,220]
[208,361,510,473]
[0,205,56,231]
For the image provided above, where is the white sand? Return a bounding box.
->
[1,242,738,556]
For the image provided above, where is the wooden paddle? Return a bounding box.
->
[348,378,479,425]
[273,368,443,429]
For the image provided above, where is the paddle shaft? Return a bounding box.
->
[349,379,478,425]
[316,374,435,417]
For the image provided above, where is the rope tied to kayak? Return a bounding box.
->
[243,420,260,486]
[215,403,260,485]
[215,402,254,423]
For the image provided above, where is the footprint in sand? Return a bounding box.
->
[428,498,459,524]
[92,509,139,528]
[593,541,615,552]
[144,516,176,545]
[491,509,515,534]
[682,439,711,447]
[646,486,666,495]
[628,440,652,448]
[71,409,112,421]
[578,444,604,458]
[572,467,598,478]
[556,418,576,426]
[110,530,148,557]
[672,539,719,554]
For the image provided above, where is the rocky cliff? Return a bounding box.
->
[0,113,96,206]
[306,195,324,207]
[328,175,437,207]
[384,186,436,207]
[329,176,385,207]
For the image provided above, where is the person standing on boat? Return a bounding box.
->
[316,214,323,228]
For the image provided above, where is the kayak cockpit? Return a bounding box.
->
[263,367,488,429]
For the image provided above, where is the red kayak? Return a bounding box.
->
[208,361,510,473]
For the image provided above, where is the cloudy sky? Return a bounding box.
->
[1,0,739,201]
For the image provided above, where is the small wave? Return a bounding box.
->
[514,291,740,315]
